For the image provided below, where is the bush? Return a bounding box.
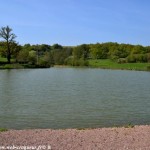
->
[147,53,150,62]
[127,55,136,63]
[38,58,51,68]
[127,54,147,63]
[117,58,127,64]
[72,59,89,66]
[64,57,89,66]
[147,66,150,71]
[28,50,37,65]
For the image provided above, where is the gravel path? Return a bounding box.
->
[0,125,150,150]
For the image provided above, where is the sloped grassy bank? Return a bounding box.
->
[0,63,52,69]
[89,59,150,71]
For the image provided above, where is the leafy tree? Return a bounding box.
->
[131,45,145,54]
[89,44,101,59]
[28,50,37,65]
[73,44,89,60]
[0,26,16,63]
[17,49,29,63]
[89,43,108,59]
[0,41,7,57]
[38,52,52,67]
[52,43,63,50]
[147,53,150,62]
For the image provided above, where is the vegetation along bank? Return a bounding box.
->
[0,26,150,70]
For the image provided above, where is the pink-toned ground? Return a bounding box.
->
[0,125,150,150]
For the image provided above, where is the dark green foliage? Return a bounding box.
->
[147,66,150,71]
[90,43,108,59]
[38,52,52,67]
[1,31,150,69]
[17,49,29,63]
[52,43,63,50]
[73,44,89,60]
[131,45,145,54]
[127,54,147,63]
[0,26,17,63]
[52,47,73,65]
[147,53,150,62]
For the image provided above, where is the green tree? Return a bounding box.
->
[0,26,16,63]
[17,49,29,64]
[28,50,37,65]
[52,43,63,50]
[38,52,52,67]
[89,43,108,59]
[131,45,145,54]
[73,44,89,60]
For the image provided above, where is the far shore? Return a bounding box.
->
[0,125,150,150]
[0,60,150,72]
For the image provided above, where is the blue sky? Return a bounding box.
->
[0,0,150,46]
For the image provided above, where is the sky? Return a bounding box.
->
[0,0,150,46]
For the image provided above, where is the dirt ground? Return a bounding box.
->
[0,125,150,150]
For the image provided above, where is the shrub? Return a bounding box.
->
[117,58,127,64]
[127,54,147,63]
[147,53,150,62]
[147,66,150,71]
[38,58,51,68]
[127,55,136,63]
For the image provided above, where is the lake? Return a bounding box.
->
[0,68,150,129]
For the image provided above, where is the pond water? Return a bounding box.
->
[0,68,150,129]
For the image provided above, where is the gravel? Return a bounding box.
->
[0,125,150,150]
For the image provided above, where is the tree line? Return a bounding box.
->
[0,26,150,68]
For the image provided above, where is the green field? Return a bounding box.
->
[0,56,15,63]
[0,56,7,62]
[89,59,150,71]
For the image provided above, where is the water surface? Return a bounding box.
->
[0,68,150,129]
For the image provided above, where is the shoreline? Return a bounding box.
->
[0,64,150,72]
[0,125,150,149]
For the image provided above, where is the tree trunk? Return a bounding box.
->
[7,53,11,64]
[6,41,11,64]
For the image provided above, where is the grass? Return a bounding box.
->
[0,64,24,69]
[89,59,150,71]
[0,128,8,132]
[0,56,7,62]
[124,123,135,128]
[113,123,135,128]
[0,56,24,69]
[0,56,15,63]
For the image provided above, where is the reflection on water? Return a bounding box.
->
[0,68,150,129]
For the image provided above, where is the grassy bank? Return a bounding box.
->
[0,56,15,63]
[0,57,7,62]
[1,55,150,71]
[0,64,25,69]
[89,59,150,71]
[0,56,21,69]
